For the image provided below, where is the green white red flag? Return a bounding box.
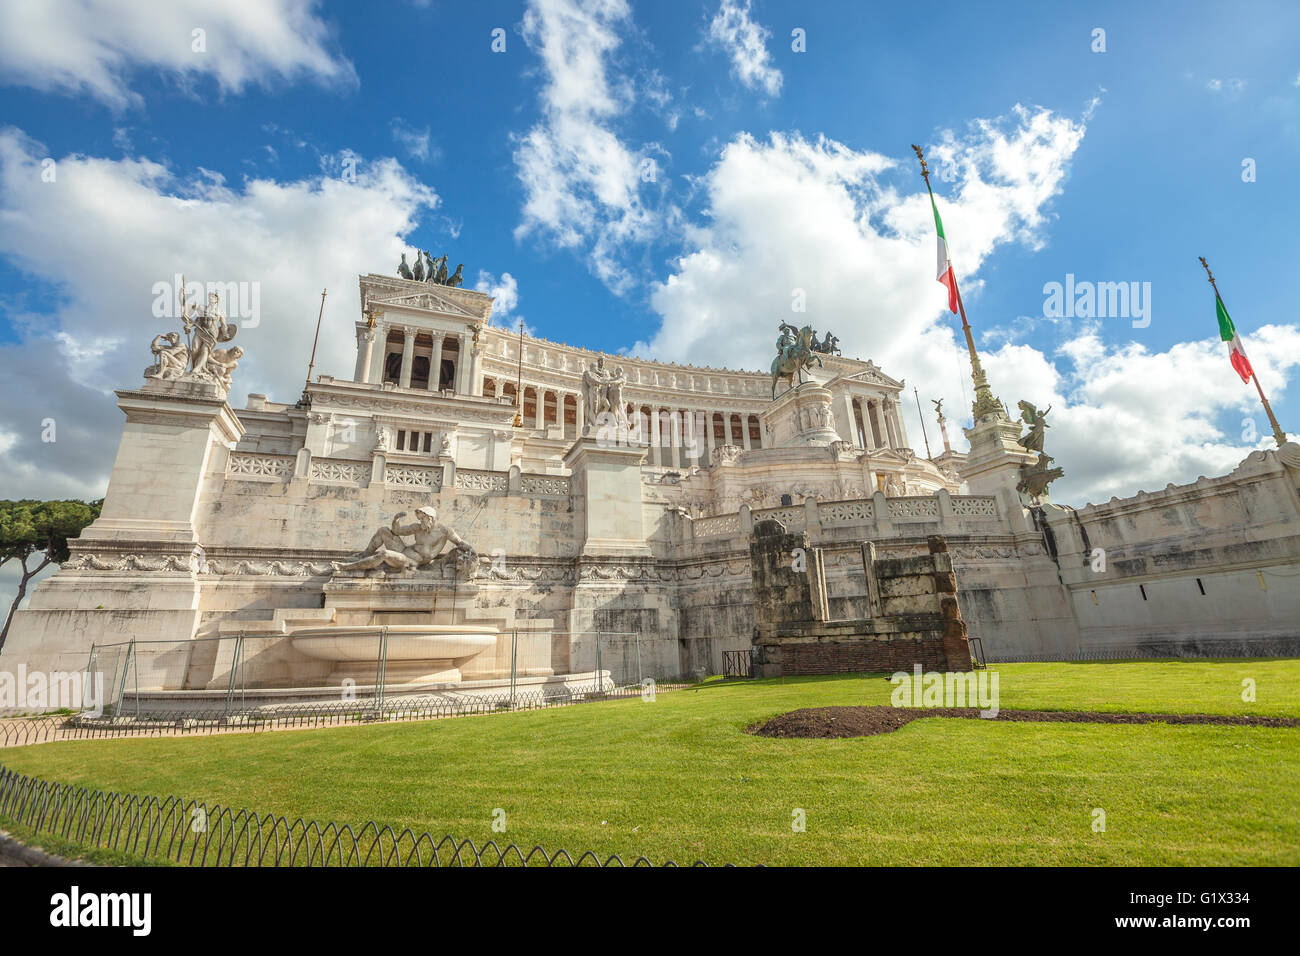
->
[924,181,961,317]
[1215,295,1255,384]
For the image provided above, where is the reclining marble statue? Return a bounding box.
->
[333,506,477,574]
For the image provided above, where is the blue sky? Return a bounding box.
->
[1,0,1298,523]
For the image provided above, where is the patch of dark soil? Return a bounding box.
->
[749,706,1300,739]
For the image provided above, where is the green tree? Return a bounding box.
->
[0,499,101,652]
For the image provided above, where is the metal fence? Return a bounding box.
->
[59,628,679,721]
[0,765,729,867]
[722,650,752,678]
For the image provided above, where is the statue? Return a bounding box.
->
[446,264,464,288]
[412,250,426,281]
[817,332,841,355]
[434,256,449,285]
[183,291,238,384]
[333,507,476,575]
[932,398,952,454]
[144,282,243,395]
[770,322,823,398]
[606,365,629,423]
[146,332,189,381]
[398,253,413,280]
[582,357,612,423]
[209,345,243,391]
[1015,400,1064,500]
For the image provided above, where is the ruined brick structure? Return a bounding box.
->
[749,519,971,675]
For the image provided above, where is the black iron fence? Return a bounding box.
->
[0,765,729,867]
[722,650,752,678]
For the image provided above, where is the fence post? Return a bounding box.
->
[223,633,245,719]
[509,629,518,709]
[595,633,603,694]
[373,625,388,717]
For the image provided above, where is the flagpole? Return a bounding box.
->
[912,144,1005,421]
[913,386,932,459]
[1199,256,1287,447]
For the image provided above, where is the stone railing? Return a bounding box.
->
[520,474,570,497]
[385,463,443,490]
[309,458,367,485]
[753,505,806,531]
[226,452,294,480]
[688,490,1005,544]
[454,468,509,492]
[818,498,874,528]
[887,496,939,518]
[951,495,998,517]
[692,513,742,539]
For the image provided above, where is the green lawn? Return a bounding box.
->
[3,660,1299,865]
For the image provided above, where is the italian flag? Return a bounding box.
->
[1216,295,1255,384]
[925,182,961,316]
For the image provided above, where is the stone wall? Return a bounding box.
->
[748,520,970,676]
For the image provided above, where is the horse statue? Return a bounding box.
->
[770,323,822,398]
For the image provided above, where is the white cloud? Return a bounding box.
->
[0,0,356,109]
[474,270,521,327]
[1206,77,1247,95]
[706,0,782,97]
[513,0,661,293]
[629,100,1299,504]
[980,324,1300,504]
[0,126,438,504]
[390,118,439,163]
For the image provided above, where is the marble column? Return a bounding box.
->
[741,414,752,451]
[535,388,546,430]
[469,337,483,396]
[650,407,662,467]
[455,332,470,393]
[724,411,735,445]
[429,333,444,392]
[398,327,416,388]
[704,411,716,463]
[355,328,376,384]
[575,392,585,435]
[841,393,858,446]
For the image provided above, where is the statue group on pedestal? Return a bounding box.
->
[333,507,477,576]
[145,286,242,393]
[1015,400,1064,500]
[398,251,464,288]
[581,356,629,432]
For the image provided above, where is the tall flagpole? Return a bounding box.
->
[298,288,328,407]
[912,144,1005,422]
[1199,257,1287,447]
[913,386,932,459]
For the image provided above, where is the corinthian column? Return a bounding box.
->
[398,327,416,388]
[355,327,376,384]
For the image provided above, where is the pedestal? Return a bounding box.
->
[563,436,650,556]
[763,384,841,447]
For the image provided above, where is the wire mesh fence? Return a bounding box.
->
[0,765,729,867]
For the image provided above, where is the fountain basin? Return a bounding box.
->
[290,624,498,684]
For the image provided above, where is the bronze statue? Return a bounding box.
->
[446,264,464,287]
[397,253,413,280]
[770,322,823,398]
[412,250,426,281]
[1017,400,1052,455]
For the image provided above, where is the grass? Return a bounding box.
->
[3,660,1299,866]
